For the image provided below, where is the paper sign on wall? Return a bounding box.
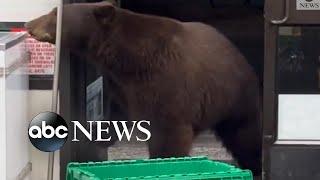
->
[278,94,320,140]
[86,77,104,121]
[25,37,55,75]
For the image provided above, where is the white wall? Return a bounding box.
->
[0,0,59,22]
[27,90,59,180]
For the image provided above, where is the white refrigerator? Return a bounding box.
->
[0,32,30,180]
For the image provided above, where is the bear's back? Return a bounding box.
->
[175,22,255,89]
[174,22,259,124]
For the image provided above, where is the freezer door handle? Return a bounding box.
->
[270,0,289,24]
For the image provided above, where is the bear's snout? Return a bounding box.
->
[24,22,35,36]
[24,21,55,43]
[24,22,35,33]
[24,22,30,29]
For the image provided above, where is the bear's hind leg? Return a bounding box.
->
[148,124,194,158]
[213,118,262,176]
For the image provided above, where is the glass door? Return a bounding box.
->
[264,0,320,180]
[277,27,320,141]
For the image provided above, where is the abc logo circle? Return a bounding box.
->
[28,112,68,152]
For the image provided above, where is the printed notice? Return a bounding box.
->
[25,37,55,75]
[297,0,320,10]
[86,76,104,121]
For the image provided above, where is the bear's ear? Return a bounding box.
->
[93,5,115,26]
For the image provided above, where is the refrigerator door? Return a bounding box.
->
[0,32,30,180]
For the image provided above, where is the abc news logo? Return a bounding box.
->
[28,112,68,152]
[28,112,151,152]
[297,0,320,10]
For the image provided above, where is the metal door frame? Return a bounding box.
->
[263,0,320,179]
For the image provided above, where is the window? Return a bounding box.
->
[277,27,320,141]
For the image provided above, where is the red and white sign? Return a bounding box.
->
[25,37,55,75]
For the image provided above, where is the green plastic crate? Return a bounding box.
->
[67,156,253,180]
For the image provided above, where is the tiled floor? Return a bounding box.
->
[108,132,234,163]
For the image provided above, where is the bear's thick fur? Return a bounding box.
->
[25,2,262,175]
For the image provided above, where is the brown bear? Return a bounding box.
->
[25,2,262,175]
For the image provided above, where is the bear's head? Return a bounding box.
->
[25,2,117,47]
